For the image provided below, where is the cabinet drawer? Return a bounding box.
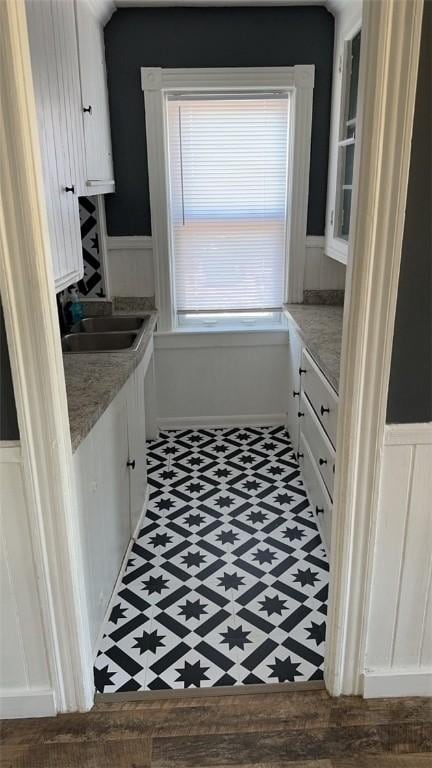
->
[299,433,332,554]
[300,348,338,448]
[300,392,336,498]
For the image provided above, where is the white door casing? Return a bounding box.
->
[325,0,424,695]
[0,0,94,712]
[0,0,425,712]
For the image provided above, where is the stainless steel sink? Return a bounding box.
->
[62,331,139,353]
[73,315,148,333]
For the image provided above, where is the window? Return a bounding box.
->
[142,67,314,330]
[166,94,289,322]
[335,31,361,241]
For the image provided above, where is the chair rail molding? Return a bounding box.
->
[325,0,424,695]
[0,0,93,712]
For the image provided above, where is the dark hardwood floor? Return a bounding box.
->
[1,689,431,767]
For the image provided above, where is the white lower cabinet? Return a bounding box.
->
[126,357,148,536]
[299,433,333,554]
[73,354,151,650]
[286,326,303,455]
[287,321,338,553]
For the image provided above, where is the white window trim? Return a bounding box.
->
[141,65,315,331]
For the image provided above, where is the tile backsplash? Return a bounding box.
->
[77,196,106,298]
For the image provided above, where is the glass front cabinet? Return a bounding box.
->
[325,21,362,265]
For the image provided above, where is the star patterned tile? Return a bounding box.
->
[94,426,329,693]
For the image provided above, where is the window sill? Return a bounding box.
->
[154,325,289,350]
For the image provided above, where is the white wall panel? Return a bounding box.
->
[0,443,55,718]
[304,237,346,291]
[106,237,154,298]
[105,235,345,300]
[364,424,432,697]
[155,331,289,427]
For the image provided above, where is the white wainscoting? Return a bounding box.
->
[363,422,432,697]
[106,236,154,298]
[155,330,289,428]
[105,235,345,300]
[0,443,55,718]
[304,236,346,291]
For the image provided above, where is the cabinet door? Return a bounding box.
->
[286,326,303,455]
[26,0,84,292]
[75,1,114,190]
[73,386,131,647]
[127,360,148,535]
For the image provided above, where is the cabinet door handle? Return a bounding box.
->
[297,452,304,460]
[320,405,330,415]
[298,411,304,418]
[64,185,75,193]
[299,367,307,376]
[83,105,92,114]
[316,506,324,515]
[127,459,136,469]
[319,458,327,466]
[293,390,300,398]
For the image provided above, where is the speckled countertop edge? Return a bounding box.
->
[283,304,344,393]
[63,311,158,453]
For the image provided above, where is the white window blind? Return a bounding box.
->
[166,94,290,314]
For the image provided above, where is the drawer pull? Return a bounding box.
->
[293,390,300,398]
[316,506,324,515]
[64,185,75,193]
[299,367,307,376]
[127,459,136,470]
[298,411,304,418]
[319,458,327,466]
[83,105,93,114]
[297,451,304,460]
[320,405,330,416]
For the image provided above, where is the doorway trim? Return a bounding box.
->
[325,0,424,695]
[0,1,94,712]
[0,0,424,711]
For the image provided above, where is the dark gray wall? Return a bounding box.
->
[387,2,432,424]
[0,301,19,441]
[104,6,334,237]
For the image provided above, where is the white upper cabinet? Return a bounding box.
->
[75,0,115,194]
[26,0,115,291]
[26,0,85,292]
[325,4,362,265]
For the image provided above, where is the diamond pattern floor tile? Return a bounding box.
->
[94,426,328,693]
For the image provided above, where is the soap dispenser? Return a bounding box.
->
[69,286,84,327]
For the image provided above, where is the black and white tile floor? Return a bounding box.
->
[94,426,329,693]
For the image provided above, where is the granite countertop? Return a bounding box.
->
[63,311,158,453]
[283,304,344,393]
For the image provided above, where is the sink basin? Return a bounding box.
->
[62,331,138,353]
[73,315,147,333]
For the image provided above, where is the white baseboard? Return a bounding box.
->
[0,687,56,719]
[158,414,287,430]
[363,667,432,698]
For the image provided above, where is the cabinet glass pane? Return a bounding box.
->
[335,29,361,243]
[348,32,361,123]
[344,142,354,187]
[336,144,354,241]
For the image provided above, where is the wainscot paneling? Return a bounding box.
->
[0,443,55,718]
[104,235,345,301]
[106,236,154,298]
[304,236,346,291]
[363,423,432,697]
[155,330,289,428]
